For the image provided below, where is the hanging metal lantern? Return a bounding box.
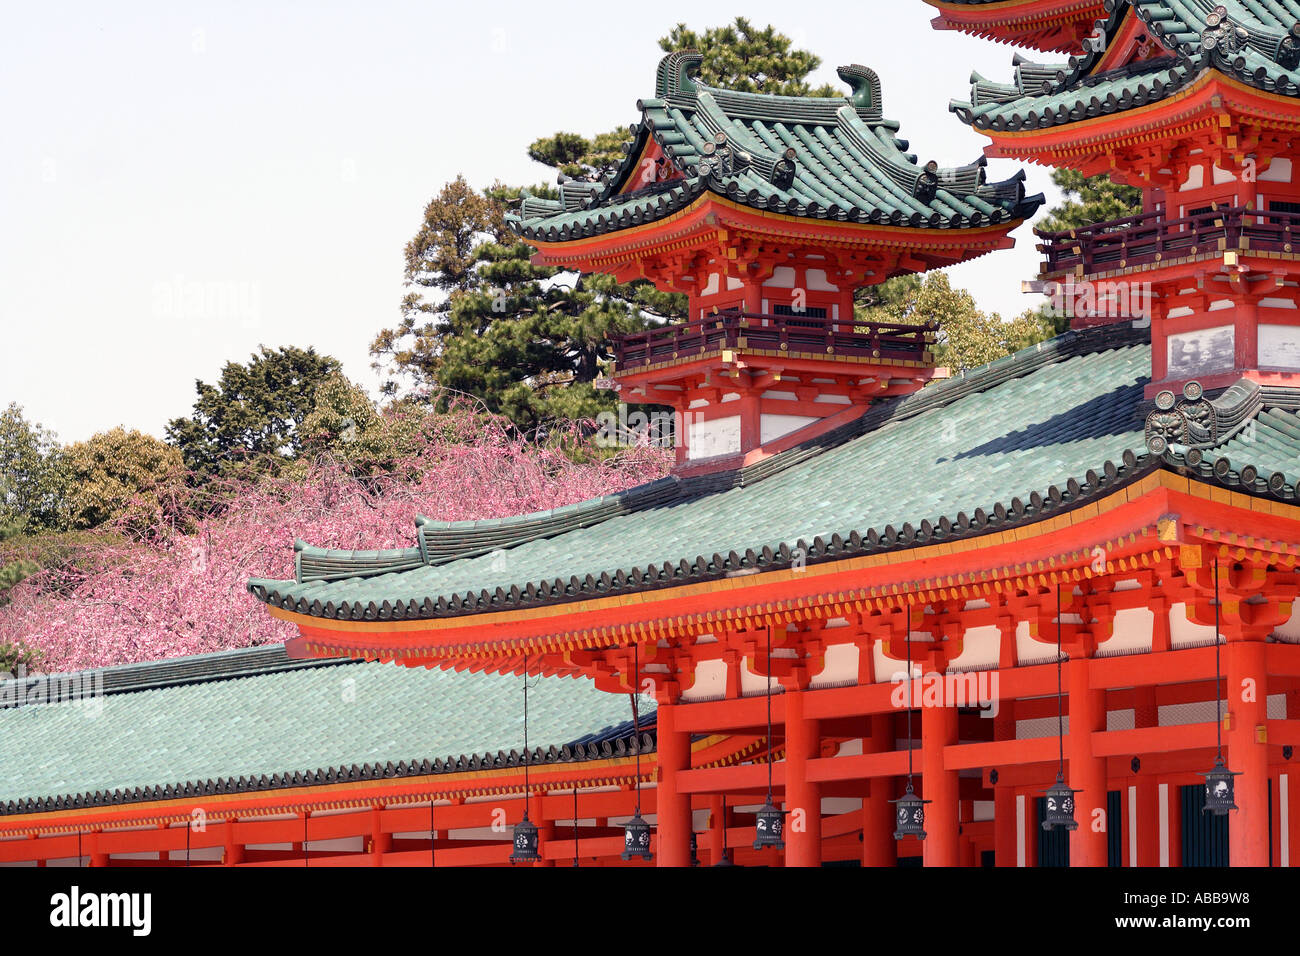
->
[621,812,653,861]
[509,812,540,863]
[1041,774,1079,832]
[752,800,785,850]
[1202,757,1240,815]
[689,830,700,867]
[891,783,929,840]
[713,851,734,867]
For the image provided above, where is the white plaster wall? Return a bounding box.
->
[1273,606,1300,642]
[680,657,726,701]
[1169,602,1218,648]
[1167,325,1235,379]
[760,413,818,444]
[1015,619,1057,664]
[1261,157,1294,182]
[1260,323,1300,369]
[688,414,740,459]
[1180,165,1205,191]
[946,624,1001,671]
[763,267,797,288]
[815,393,851,404]
[805,268,838,291]
[809,641,859,688]
[1096,606,1154,655]
[738,656,780,696]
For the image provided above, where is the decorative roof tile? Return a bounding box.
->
[952,1,1300,132]
[509,52,1042,239]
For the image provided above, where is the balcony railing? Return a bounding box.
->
[1036,206,1300,278]
[612,310,936,373]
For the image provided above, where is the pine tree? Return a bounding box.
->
[1037,169,1143,233]
[370,20,838,432]
[166,345,343,478]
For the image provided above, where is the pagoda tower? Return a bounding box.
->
[946,0,1300,397]
[927,0,1112,51]
[510,52,1041,473]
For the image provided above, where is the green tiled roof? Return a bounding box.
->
[952,1,1300,132]
[508,52,1043,241]
[0,645,651,812]
[250,323,1167,622]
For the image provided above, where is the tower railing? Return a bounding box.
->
[1036,206,1300,278]
[611,310,936,372]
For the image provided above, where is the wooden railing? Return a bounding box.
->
[611,310,936,372]
[1036,206,1300,277]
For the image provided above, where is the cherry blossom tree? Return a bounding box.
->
[0,408,668,672]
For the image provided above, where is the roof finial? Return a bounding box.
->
[837,64,882,121]
[655,50,703,97]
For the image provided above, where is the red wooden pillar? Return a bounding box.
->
[922,702,959,866]
[738,392,761,455]
[656,702,693,867]
[992,702,1016,866]
[785,689,822,867]
[708,795,726,866]
[223,817,243,866]
[862,714,896,867]
[370,805,392,866]
[530,793,554,867]
[88,830,106,868]
[1134,687,1160,866]
[1227,640,1269,866]
[1069,658,1109,866]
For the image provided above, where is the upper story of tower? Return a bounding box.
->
[506,51,1043,474]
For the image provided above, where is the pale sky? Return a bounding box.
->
[1,1,1061,443]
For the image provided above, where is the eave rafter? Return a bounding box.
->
[926,0,1109,53]
[981,73,1300,187]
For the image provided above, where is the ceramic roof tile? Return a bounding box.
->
[0,646,647,809]
[249,324,1162,621]
[951,1,1300,132]
[509,52,1042,239]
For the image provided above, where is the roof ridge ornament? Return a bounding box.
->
[1144,378,1266,454]
[655,50,702,98]
[836,64,882,122]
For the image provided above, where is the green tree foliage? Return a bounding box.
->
[166,346,343,477]
[864,274,1055,374]
[60,428,187,534]
[372,20,841,432]
[659,17,839,96]
[1037,169,1144,233]
[0,403,65,533]
[299,373,434,477]
[0,520,42,673]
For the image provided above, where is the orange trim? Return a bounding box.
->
[527,193,1024,261]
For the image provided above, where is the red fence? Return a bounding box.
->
[612,310,935,371]
[1037,206,1300,277]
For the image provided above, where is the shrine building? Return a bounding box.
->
[5,6,1300,867]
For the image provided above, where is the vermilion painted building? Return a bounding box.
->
[6,5,1300,867]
